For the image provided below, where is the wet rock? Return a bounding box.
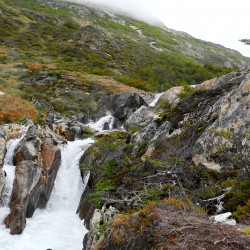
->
[5,126,61,234]
[5,160,41,234]
[0,169,6,198]
[37,127,61,208]
[102,122,110,131]
[77,148,95,224]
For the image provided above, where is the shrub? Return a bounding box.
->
[0,94,36,123]
[63,20,80,29]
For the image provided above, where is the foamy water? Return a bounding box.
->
[0,138,94,250]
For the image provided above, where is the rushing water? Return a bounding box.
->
[149,93,164,107]
[0,138,94,250]
[88,115,115,131]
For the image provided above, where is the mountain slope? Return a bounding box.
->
[0,0,249,121]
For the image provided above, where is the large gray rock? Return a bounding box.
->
[98,93,148,121]
[124,106,155,129]
[130,122,158,155]
[195,72,250,166]
[5,125,61,234]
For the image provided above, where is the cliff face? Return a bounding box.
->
[80,68,250,249]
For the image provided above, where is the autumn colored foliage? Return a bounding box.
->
[0,95,36,123]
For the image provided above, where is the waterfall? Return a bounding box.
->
[88,115,115,131]
[149,92,164,107]
[0,129,26,220]
[0,137,94,250]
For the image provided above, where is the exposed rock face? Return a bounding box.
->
[83,205,119,250]
[159,86,184,104]
[82,69,250,249]
[195,71,250,166]
[0,127,7,169]
[97,93,148,122]
[53,119,94,141]
[77,148,95,225]
[124,106,155,129]
[4,125,61,234]
[196,78,217,89]
[130,122,157,155]
[37,127,61,208]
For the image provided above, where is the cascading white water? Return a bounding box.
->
[149,92,164,107]
[0,137,94,250]
[88,115,115,131]
[0,129,26,222]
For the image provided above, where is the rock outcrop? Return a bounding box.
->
[4,125,61,234]
[82,69,250,249]
[124,106,155,129]
[94,93,148,123]
[195,70,250,168]
[83,205,119,250]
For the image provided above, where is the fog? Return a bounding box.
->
[66,0,160,24]
[64,0,250,57]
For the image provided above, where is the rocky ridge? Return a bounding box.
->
[79,68,250,249]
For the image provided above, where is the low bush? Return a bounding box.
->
[0,94,36,123]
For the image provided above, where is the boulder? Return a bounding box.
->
[5,160,41,234]
[210,212,232,223]
[98,93,148,121]
[195,78,217,89]
[13,125,40,165]
[0,136,7,169]
[124,106,155,129]
[195,72,250,164]
[130,122,158,155]
[5,126,61,234]
[37,127,61,208]
[83,205,119,250]
[159,86,184,104]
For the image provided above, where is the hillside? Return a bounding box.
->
[0,1,249,249]
[1,0,250,122]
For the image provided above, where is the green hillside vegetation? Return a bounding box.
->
[0,0,249,120]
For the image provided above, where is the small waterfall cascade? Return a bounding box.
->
[0,129,26,218]
[149,92,165,107]
[0,134,94,250]
[88,114,115,131]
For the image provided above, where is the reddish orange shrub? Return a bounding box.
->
[0,95,36,123]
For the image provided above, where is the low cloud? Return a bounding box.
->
[65,0,160,24]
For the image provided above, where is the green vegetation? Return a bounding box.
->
[83,132,133,207]
[0,0,240,108]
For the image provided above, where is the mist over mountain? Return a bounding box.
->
[64,0,163,25]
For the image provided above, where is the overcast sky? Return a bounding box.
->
[69,0,250,57]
